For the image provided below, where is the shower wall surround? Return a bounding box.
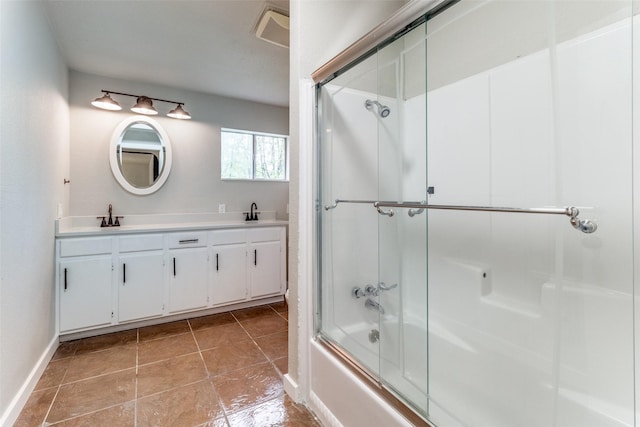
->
[315,2,638,426]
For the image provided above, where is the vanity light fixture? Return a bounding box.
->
[167,104,191,120]
[91,92,122,111]
[91,90,192,120]
[131,96,158,115]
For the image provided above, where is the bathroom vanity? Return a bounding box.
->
[55,213,287,339]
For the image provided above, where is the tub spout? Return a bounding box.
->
[365,298,385,315]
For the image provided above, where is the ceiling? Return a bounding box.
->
[44,0,290,107]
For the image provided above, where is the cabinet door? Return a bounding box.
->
[210,243,247,306]
[249,240,283,298]
[118,252,164,322]
[168,248,208,313]
[60,257,113,332]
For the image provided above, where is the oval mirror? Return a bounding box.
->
[110,116,172,195]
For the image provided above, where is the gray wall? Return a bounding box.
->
[0,1,69,423]
[69,71,289,219]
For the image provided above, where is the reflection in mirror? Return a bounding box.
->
[118,123,164,188]
[110,116,172,195]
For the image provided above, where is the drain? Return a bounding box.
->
[369,329,380,343]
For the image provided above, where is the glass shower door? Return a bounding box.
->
[375,23,431,420]
[317,1,636,425]
[424,2,636,426]
[318,53,382,377]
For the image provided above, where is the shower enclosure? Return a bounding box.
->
[315,1,637,426]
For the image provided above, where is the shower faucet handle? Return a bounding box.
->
[378,282,398,291]
[352,287,366,299]
[364,284,379,297]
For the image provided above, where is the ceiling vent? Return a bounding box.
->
[254,7,289,49]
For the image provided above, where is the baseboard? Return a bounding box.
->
[283,373,300,402]
[309,390,344,427]
[60,296,284,341]
[0,335,59,426]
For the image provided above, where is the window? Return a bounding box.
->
[221,129,288,181]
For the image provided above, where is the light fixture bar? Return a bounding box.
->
[101,90,184,106]
[92,89,191,119]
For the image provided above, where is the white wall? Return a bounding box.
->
[0,1,69,424]
[288,0,408,423]
[633,8,640,426]
[68,70,289,219]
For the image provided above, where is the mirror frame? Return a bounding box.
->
[109,115,173,195]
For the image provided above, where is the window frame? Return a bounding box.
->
[220,128,289,182]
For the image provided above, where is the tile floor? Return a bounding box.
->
[15,302,320,427]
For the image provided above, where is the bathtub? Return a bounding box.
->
[325,302,633,427]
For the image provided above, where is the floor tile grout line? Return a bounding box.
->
[58,366,138,387]
[228,307,290,369]
[232,315,268,357]
[188,317,232,426]
[231,310,288,380]
[138,349,202,368]
[134,327,139,427]
[138,329,193,344]
[136,378,218,401]
[45,400,137,426]
[40,384,62,426]
[24,305,296,427]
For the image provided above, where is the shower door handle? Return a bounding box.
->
[408,200,426,217]
[376,206,394,217]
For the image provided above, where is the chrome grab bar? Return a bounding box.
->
[374,201,597,234]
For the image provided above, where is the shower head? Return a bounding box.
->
[365,99,391,118]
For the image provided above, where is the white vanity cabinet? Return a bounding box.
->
[167,232,209,313]
[58,237,114,333]
[248,227,286,298]
[209,229,248,306]
[56,222,286,337]
[117,235,165,322]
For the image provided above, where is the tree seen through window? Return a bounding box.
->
[221,130,288,180]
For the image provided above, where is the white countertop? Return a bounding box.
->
[56,211,288,237]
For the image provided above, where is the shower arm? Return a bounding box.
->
[322,199,597,233]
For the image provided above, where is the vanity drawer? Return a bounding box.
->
[247,227,283,243]
[209,229,246,246]
[59,237,113,257]
[119,234,164,253]
[168,232,208,249]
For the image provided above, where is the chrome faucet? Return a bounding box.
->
[245,202,259,221]
[365,284,379,297]
[365,298,385,315]
[353,283,398,299]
